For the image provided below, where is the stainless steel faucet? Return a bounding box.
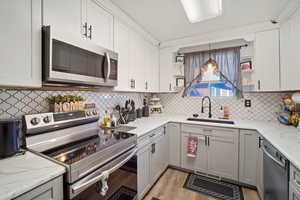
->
[201,96,212,118]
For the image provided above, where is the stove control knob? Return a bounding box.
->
[43,116,51,124]
[30,117,40,126]
[92,110,98,115]
[86,111,91,116]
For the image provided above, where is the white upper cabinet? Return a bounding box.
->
[113,19,130,91]
[159,48,176,92]
[42,0,83,39]
[253,29,280,91]
[43,0,114,50]
[128,30,146,91]
[144,42,159,92]
[280,7,300,91]
[85,0,114,50]
[0,0,41,87]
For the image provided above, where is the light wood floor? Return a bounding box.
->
[144,168,260,200]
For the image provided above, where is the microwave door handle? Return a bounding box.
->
[71,147,137,194]
[105,52,111,81]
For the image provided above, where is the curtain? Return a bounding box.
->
[184,47,243,98]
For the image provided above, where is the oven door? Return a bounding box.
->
[69,147,137,200]
[42,26,118,87]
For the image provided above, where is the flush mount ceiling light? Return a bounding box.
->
[180,0,222,23]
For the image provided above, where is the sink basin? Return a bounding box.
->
[186,118,235,125]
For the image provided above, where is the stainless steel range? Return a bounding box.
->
[23,111,137,200]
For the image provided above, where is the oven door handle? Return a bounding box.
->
[71,147,137,195]
[104,52,111,81]
[262,146,286,168]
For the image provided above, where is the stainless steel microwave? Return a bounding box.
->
[42,26,118,87]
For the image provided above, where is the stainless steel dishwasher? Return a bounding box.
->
[263,139,289,200]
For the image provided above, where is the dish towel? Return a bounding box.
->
[187,136,198,157]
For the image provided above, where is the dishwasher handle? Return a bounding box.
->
[262,145,286,168]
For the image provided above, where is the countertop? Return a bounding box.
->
[0,151,65,200]
[127,114,300,170]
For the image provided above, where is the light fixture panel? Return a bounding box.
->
[181,0,222,23]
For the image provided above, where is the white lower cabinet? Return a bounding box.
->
[137,143,151,200]
[207,128,239,180]
[181,124,239,181]
[290,184,300,200]
[290,165,300,200]
[137,126,168,200]
[256,136,264,199]
[168,123,181,167]
[14,176,63,200]
[239,130,258,186]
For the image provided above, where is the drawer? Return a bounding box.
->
[181,124,238,135]
[181,124,209,134]
[137,126,165,148]
[291,165,300,191]
[290,183,300,200]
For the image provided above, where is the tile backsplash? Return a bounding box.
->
[0,89,145,119]
[159,92,290,121]
[0,88,290,122]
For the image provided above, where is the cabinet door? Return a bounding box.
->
[144,43,159,92]
[254,29,280,91]
[161,127,169,170]
[137,144,151,200]
[150,134,164,184]
[290,184,300,200]
[113,19,130,91]
[0,0,41,87]
[168,123,181,167]
[207,128,239,181]
[42,0,83,39]
[257,136,264,199]
[86,0,114,50]
[129,30,145,91]
[280,8,300,91]
[181,133,207,172]
[159,48,175,92]
[239,130,258,186]
[14,176,63,200]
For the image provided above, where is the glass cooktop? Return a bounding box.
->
[44,128,136,165]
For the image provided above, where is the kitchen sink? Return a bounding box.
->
[186,118,235,125]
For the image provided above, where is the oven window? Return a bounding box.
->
[52,39,104,78]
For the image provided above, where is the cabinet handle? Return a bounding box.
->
[258,80,261,90]
[83,22,88,38]
[258,137,263,148]
[205,136,207,146]
[145,81,148,90]
[208,136,210,146]
[88,25,92,40]
[130,79,135,89]
[151,143,156,154]
[169,83,172,91]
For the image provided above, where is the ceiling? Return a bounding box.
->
[111,0,290,42]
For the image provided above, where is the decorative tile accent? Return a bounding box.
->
[158,92,291,121]
[0,89,144,119]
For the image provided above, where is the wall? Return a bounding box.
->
[159,92,290,121]
[0,89,144,119]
